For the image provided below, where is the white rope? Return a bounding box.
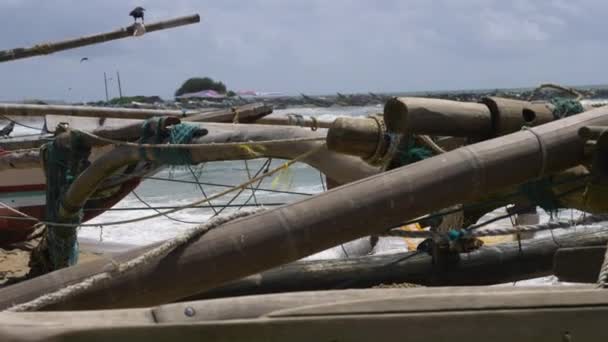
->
[5,208,265,312]
[387,214,608,239]
[597,241,608,288]
[522,126,548,179]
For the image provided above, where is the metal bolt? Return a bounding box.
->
[184,306,196,317]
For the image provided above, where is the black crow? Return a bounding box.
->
[129,7,145,23]
[0,121,15,138]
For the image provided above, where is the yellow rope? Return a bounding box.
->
[232,107,240,124]
[74,129,325,149]
[14,143,327,228]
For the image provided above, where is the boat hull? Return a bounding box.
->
[0,147,143,246]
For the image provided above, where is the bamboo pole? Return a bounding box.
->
[184,103,273,123]
[0,14,200,63]
[383,97,493,137]
[0,103,191,119]
[0,121,376,184]
[185,226,608,300]
[380,97,556,138]
[2,105,608,310]
[256,114,334,129]
[0,102,271,121]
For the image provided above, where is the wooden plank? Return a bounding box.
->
[1,287,607,342]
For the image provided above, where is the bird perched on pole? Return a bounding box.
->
[0,121,15,138]
[129,7,145,23]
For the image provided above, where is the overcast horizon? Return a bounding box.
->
[0,1,606,103]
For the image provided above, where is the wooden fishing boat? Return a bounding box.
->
[4,8,608,342]
[0,101,276,244]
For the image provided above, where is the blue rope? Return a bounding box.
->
[392,135,433,168]
[43,133,89,269]
[138,118,204,165]
[550,98,584,119]
[519,177,560,213]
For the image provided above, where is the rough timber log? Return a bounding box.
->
[185,226,608,300]
[3,105,608,310]
[2,287,608,342]
[0,14,200,63]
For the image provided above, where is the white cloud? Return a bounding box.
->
[0,0,605,101]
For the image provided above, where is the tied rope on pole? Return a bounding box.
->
[598,241,608,288]
[0,144,327,228]
[387,213,608,239]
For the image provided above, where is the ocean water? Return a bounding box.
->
[1,105,600,284]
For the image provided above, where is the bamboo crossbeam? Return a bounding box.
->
[0,14,200,63]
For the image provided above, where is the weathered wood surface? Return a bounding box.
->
[481,96,554,135]
[2,105,608,310]
[383,97,557,138]
[383,97,493,137]
[0,103,190,120]
[184,226,608,300]
[554,246,607,283]
[0,14,200,63]
[184,103,273,123]
[0,150,40,171]
[1,287,607,342]
[326,117,381,158]
[256,114,334,129]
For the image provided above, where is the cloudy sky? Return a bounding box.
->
[0,0,604,102]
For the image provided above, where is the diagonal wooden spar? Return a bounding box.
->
[0,102,271,121]
[0,14,200,63]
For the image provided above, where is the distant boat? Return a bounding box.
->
[176,90,226,99]
[236,90,285,98]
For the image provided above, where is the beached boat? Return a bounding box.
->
[4,9,608,342]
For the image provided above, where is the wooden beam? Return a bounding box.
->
[1,287,607,342]
[185,227,608,300]
[0,14,200,63]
